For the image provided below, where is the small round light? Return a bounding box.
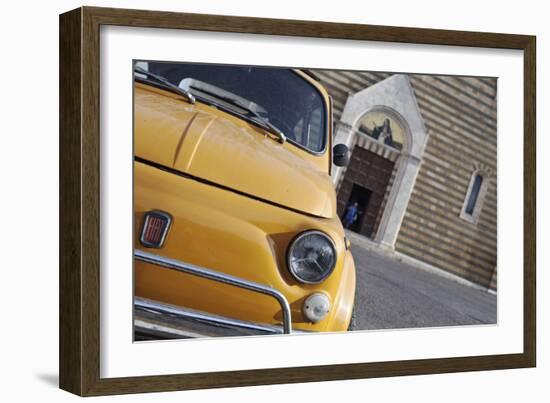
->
[287,230,337,284]
[302,293,331,323]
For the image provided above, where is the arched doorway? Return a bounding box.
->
[332,75,428,249]
[337,109,405,238]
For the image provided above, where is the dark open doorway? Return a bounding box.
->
[337,146,395,239]
[345,184,372,233]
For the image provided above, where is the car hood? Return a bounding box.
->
[134,86,336,218]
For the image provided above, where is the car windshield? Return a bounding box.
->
[145,62,327,153]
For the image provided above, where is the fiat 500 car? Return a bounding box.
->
[134,62,356,337]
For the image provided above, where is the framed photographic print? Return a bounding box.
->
[59,6,536,396]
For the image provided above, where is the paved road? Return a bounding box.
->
[350,240,497,331]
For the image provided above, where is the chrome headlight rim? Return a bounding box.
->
[286,230,338,285]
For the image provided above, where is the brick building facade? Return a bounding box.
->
[313,69,497,290]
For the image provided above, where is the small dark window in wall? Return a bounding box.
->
[465,174,483,215]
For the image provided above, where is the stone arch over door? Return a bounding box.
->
[332,75,428,249]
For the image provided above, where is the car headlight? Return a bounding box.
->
[287,230,337,284]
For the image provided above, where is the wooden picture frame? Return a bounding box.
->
[59,6,536,396]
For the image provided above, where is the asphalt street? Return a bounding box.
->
[349,239,497,331]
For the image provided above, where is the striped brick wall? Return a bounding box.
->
[315,69,497,290]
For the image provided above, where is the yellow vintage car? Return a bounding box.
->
[133,62,356,337]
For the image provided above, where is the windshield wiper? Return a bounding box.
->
[134,66,195,104]
[179,78,286,144]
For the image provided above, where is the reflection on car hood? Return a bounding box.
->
[135,85,336,219]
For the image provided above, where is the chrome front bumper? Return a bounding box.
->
[134,297,303,339]
[134,249,297,339]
